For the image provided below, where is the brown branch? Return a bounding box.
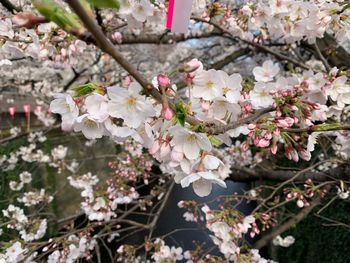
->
[119,32,216,45]
[230,163,350,182]
[66,0,163,103]
[148,181,175,237]
[283,125,350,134]
[0,0,21,14]
[206,106,275,135]
[253,192,325,249]
[192,17,310,70]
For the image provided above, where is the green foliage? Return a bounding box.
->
[87,0,120,9]
[209,135,223,147]
[32,0,85,34]
[174,101,187,126]
[72,82,99,97]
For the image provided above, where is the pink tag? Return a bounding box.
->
[8,106,16,118]
[23,104,31,114]
[166,0,193,33]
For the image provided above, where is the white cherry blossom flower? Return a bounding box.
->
[131,0,154,22]
[107,83,156,129]
[5,242,25,263]
[192,69,223,100]
[73,114,105,140]
[250,82,274,109]
[217,71,242,103]
[327,76,349,101]
[19,171,32,184]
[253,60,280,82]
[169,125,212,160]
[50,93,79,131]
[180,171,226,197]
[84,94,109,122]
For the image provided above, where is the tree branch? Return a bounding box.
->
[229,164,350,182]
[66,0,163,102]
[192,17,310,70]
[0,0,21,14]
[254,192,324,249]
[206,106,275,135]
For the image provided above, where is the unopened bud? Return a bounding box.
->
[111,32,122,44]
[12,12,47,28]
[179,59,202,73]
[157,74,171,88]
[163,106,173,120]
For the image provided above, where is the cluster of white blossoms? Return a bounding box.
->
[47,234,97,263]
[0,15,87,63]
[272,235,296,248]
[223,0,350,44]
[151,239,185,263]
[51,57,350,196]
[2,204,47,242]
[68,172,139,221]
[0,242,27,263]
[200,205,273,262]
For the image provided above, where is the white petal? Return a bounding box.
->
[195,133,212,151]
[183,139,200,160]
[180,173,201,188]
[192,179,212,197]
[202,155,223,170]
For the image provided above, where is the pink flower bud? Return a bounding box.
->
[297,199,304,208]
[291,105,298,111]
[180,59,202,73]
[305,118,313,126]
[163,106,173,120]
[61,48,67,57]
[8,106,16,118]
[277,119,289,128]
[253,137,260,146]
[264,132,272,140]
[23,104,30,114]
[292,149,299,162]
[245,104,252,112]
[12,12,47,28]
[177,200,185,208]
[241,142,249,152]
[257,139,270,148]
[271,142,277,154]
[274,128,280,136]
[157,74,171,88]
[285,117,295,126]
[111,32,123,44]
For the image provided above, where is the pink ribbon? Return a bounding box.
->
[166,0,193,33]
[166,0,175,29]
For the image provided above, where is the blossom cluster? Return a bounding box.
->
[208,0,350,44]
[51,57,350,197]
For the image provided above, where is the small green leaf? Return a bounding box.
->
[88,0,120,9]
[209,135,222,147]
[32,0,85,34]
[175,102,187,126]
[72,83,99,97]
